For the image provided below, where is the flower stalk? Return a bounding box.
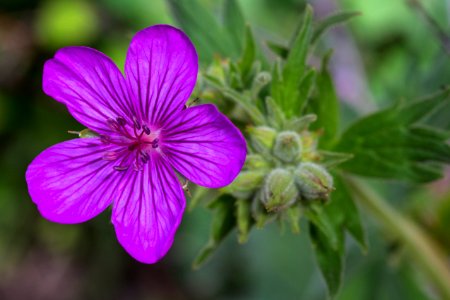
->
[345,176,450,300]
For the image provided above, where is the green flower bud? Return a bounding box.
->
[273,131,302,163]
[245,154,271,170]
[251,71,272,98]
[247,126,277,152]
[262,168,298,212]
[222,170,266,198]
[294,162,333,200]
[68,128,98,138]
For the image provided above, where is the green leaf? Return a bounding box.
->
[298,68,316,113]
[335,88,450,183]
[330,175,367,251]
[167,0,237,64]
[306,174,366,296]
[224,0,246,53]
[239,25,256,83]
[309,222,343,298]
[305,204,340,250]
[193,194,236,269]
[270,5,313,118]
[312,10,361,43]
[310,51,339,149]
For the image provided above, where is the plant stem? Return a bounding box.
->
[345,176,450,299]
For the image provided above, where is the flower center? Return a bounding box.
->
[100,116,160,172]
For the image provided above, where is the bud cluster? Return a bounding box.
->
[225,117,335,228]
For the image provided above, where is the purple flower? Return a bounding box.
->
[26,25,246,263]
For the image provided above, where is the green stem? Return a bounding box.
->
[345,176,450,299]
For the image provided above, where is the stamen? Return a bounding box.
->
[142,124,151,135]
[140,151,150,162]
[133,116,141,130]
[103,151,119,161]
[113,166,129,171]
[152,144,158,148]
[116,116,127,126]
[152,138,159,144]
[133,161,143,171]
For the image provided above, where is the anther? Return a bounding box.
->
[113,166,129,171]
[142,124,151,135]
[116,116,127,126]
[133,116,141,130]
[140,151,150,162]
[133,161,143,171]
[152,144,158,148]
[152,138,159,144]
[103,151,118,161]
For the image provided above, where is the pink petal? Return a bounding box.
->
[162,104,247,188]
[124,25,198,127]
[43,47,136,135]
[112,157,185,263]
[26,139,121,223]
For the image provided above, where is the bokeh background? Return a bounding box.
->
[1,0,449,299]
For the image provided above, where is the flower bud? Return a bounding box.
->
[245,154,270,170]
[273,131,302,163]
[251,71,272,98]
[79,128,98,138]
[221,170,266,198]
[262,168,298,212]
[294,162,333,200]
[247,126,277,152]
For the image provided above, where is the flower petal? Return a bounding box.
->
[124,25,198,127]
[43,47,136,134]
[26,138,121,223]
[112,157,185,263]
[162,104,247,188]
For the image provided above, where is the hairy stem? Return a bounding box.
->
[345,176,450,299]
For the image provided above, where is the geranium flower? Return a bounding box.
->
[26,25,246,263]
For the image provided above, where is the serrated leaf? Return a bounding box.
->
[236,198,253,243]
[335,88,450,183]
[309,222,343,298]
[310,51,339,149]
[298,68,317,113]
[271,5,313,118]
[239,25,256,84]
[167,0,237,64]
[193,195,236,269]
[305,204,340,250]
[312,10,361,43]
[330,175,367,251]
[223,0,246,52]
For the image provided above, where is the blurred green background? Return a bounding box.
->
[0,0,449,299]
